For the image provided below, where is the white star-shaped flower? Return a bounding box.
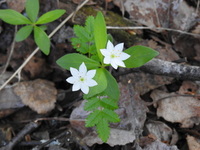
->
[66,62,97,94]
[100,40,130,69]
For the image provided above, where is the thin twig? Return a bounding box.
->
[32,131,71,150]
[35,117,85,122]
[0,26,17,76]
[153,0,161,27]
[0,0,89,91]
[106,26,200,37]
[0,122,40,150]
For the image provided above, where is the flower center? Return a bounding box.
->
[79,77,85,82]
[111,54,116,58]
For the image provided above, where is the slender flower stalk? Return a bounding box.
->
[100,40,130,69]
[66,62,97,94]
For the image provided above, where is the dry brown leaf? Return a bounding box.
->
[6,0,26,12]
[145,120,178,145]
[151,90,200,128]
[187,135,200,150]
[13,79,57,114]
[178,81,198,95]
[143,140,179,150]
[114,0,198,31]
[119,72,173,95]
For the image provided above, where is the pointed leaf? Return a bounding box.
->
[84,68,107,99]
[124,46,159,68]
[85,110,102,127]
[26,0,39,22]
[15,25,33,42]
[94,12,107,62]
[102,109,120,123]
[73,25,89,42]
[34,26,50,55]
[85,16,95,34]
[104,69,120,100]
[0,9,32,25]
[96,119,110,142]
[56,53,100,70]
[35,9,66,24]
[100,98,118,110]
[84,97,100,111]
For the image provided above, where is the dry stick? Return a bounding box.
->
[0,122,40,150]
[32,131,71,150]
[35,117,85,122]
[107,26,200,37]
[0,0,89,91]
[140,58,200,80]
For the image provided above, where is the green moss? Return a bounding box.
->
[75,6,142,47]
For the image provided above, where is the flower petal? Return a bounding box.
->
[110,61,118,69]
[120,52,130,60]
[114,58,126,67]
[86,79,97,87]
[104,56,111,64]
[106,40,114,50]
[70,67,79,77]
[100,49,111,57]
[72,82,81,91]
[79,62,87,75]
[114,43,124,52]
[66,77,75,84]
[87,70,96,79]
[81,85,89,94]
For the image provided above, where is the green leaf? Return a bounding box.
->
[104,69,120,100]
[35,9,66,24]
[73,25,90,42]
[84,97,100,111]
[85,110,102,127]
[71,16,96,55]
[56,53,100,70]
[15,25,33,42]
[100,98,118,110]
[71,38,89,54]
[102,109,120,123]
[84,68,107,99]
[0,9,32,25]
[26,0,39,22]
[34,26,50,55]
[94,12,107,62]
[124,46,159,68]
[38,25,47,31]
[96,119,110,142]
[85,16,95,34]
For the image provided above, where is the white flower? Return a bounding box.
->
[100,40,130,69]
[66,62,97,94]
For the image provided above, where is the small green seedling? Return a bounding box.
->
[57,12,159,142]
[0,0,66,55]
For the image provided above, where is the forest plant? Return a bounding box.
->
[0,0,66,55]
[56,12,159,142]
